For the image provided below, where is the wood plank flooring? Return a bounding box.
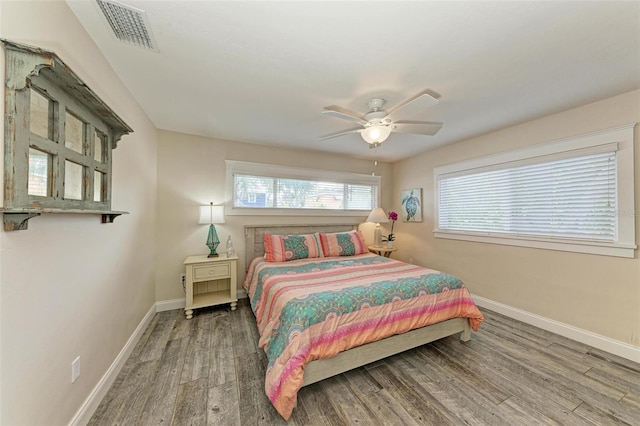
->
[89,303,640,425]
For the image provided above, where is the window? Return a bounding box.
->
[434,124,636,258]
[226,161,379,216]
[2,40,132,230]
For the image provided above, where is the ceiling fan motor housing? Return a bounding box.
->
[363,111,391,126]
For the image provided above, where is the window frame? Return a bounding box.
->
[225,160,380,216]
[433,124,636,258]
[1,39,132,230]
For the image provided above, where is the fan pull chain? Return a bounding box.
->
[371,160,378,176]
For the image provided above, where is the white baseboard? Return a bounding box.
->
[237,289,247,299]
[155,298,185,312]
[69,303,157,426]
[473,295,640,363]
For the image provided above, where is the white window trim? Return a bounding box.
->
[225,160,380,216]
[433,123,637,258]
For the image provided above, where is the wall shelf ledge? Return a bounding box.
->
[0,208,129,231]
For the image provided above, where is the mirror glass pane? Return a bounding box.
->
[94,130,105,162]
[28,148,50,196]
[30,89,50,139]
[65,112,84,153]
[64,160,83,200]
[94,171,103,202]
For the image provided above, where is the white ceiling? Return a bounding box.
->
[67,0,640,162]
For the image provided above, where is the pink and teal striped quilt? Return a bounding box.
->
[243,253,484,419]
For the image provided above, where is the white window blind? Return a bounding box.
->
[226,160,379,215]
[438,150,617,241]
[433,124,636,258]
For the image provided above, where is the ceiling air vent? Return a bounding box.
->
[96,0,158,51]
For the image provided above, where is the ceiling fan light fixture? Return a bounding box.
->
[361,125,392,144]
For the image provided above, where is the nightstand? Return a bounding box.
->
[184,254,238,319]
[368,245,398,258]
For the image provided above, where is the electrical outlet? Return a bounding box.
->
[71,356,80,383]
[180,274,186,290]
[409,258,414,264]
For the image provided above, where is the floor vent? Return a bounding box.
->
[96,0,158,52]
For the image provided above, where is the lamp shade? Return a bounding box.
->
[361,125,392,144]
[198,204,225,224]
[366,207,389,224]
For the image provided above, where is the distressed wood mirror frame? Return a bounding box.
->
[1,39,132,231]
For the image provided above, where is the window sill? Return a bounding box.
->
[434,230,637,258]
[0,208,129,231]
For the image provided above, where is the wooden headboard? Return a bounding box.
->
[244,223,359,268]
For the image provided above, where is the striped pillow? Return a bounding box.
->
[319,230,367,257]
[263,233,324,262]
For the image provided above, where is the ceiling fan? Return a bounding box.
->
[320,90,443,148]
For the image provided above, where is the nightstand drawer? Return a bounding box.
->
[193,263,230,281]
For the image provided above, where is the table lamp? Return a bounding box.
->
[198,202,225,257]
[366,207,389,247]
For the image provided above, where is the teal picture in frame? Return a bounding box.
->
[401,188,422,222]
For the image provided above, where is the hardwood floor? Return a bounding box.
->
[89,303,640,425]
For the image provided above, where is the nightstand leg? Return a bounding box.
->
[230,301,237,311]
[185,309,193,320]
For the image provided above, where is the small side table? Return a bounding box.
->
[368,245,398,258]
[184,254,238,319]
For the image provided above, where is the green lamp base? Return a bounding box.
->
[206,224,220,258]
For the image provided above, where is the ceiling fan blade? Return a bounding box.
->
[322,106,368,125]
[393,121,443,136]
[384,90,439,121]
[319,127,362,141]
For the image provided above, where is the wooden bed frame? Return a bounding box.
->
[244,224,471,387]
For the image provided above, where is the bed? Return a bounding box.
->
[243,224,484,419]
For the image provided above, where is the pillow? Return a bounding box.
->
[263,233,324,262]
[319,230,368,257]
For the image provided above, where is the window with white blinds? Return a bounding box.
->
[434,124,636,258]
[438,150,617,240]
[226,160,379,216]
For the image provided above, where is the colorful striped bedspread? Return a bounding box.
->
[243,253,484,419]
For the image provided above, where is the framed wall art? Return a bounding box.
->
[401,188,422,222]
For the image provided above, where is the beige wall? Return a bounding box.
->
[0,2,158,424]
[392,90,640,347]
[156,130,393,301]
